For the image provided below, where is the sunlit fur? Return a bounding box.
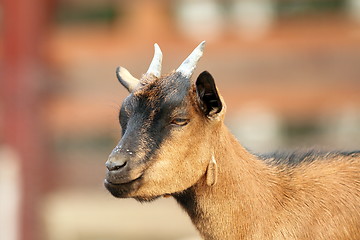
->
[106,57,360,240]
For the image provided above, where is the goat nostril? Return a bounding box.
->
[106,161,127,171]
[113,161,127,171]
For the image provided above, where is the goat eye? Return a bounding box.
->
[171,118,189,126]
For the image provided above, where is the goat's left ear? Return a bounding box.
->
[195,71,223,117]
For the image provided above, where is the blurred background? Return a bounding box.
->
[0,0,360,239]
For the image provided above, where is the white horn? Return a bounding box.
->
[146,43,162,78]
[116,66,139,92]
[176,41,206,78]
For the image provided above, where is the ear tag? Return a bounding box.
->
[206,155,218,186]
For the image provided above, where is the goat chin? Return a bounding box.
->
[134,196,161,202]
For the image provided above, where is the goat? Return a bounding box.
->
[104,42,360,240]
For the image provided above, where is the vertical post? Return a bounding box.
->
[1,0,49,240]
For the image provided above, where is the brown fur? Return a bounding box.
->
[175,124,360,239]
[107,56,360,240]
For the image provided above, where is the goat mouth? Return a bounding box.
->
[104,174,142,186]
[104,175,143,198]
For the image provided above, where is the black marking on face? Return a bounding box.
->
[118,72,192,165]
[119,94,133,135]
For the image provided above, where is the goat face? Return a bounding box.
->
[105,42,224,201]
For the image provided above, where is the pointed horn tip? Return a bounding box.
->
[116,66,123,78]
[116,66,127,75]
[175,41,207,77]
[193,41,206,56]
[116,66,132,79]
[116,66,122,78]
[196,41,206,52]
[154,43,162,54]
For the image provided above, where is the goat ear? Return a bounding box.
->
[196,71,223,117]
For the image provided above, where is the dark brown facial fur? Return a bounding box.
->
[105,72,198,199]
